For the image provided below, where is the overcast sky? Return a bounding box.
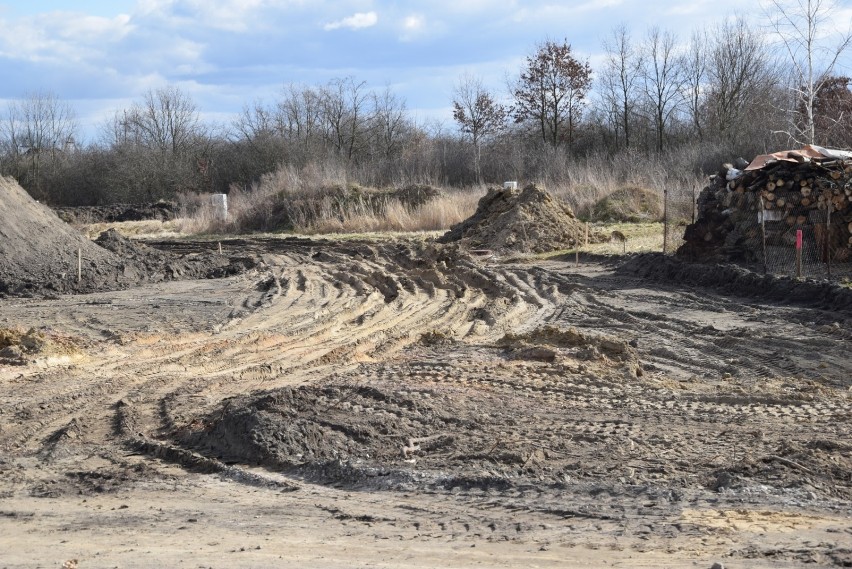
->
[1,0,850,142]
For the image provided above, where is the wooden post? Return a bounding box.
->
[218,241,223,255]
[77,248,82,283]
[691,185,696,225]
[795,229,803,278]
[575,230,580,267]
[662,188,668,254]
[826,203,832,279]
[759,197,767,275]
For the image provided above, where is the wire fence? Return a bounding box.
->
[662,186,696,256]
[757,194,851,280]
[663,185,852,282]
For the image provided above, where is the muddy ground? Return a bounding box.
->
[0,237,850,568]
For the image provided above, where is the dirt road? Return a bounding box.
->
[1,238,850,568]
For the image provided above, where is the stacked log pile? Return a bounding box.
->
[679,150,852,264]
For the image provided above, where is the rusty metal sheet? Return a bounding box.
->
[745,145,852,171]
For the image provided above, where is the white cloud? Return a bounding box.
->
[398,13,442,41]
[403,14,423,31]
[0,12,134,64]
[323,11,378,31]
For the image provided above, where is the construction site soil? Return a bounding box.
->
[1,231,850,568]
[0,177,850,567]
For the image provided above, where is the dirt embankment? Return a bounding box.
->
[617,253,852,315]
[0,177,259,297]
[0,176,128,296]
[54,201,178,225]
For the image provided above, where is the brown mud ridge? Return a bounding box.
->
[618,253,852,314]
[54,201,178,224]
[1,236,850,567]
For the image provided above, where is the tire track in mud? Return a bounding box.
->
[541,266,849,383]
[1,240,850,508]
[0,242,557,483]
[1,239,851,569]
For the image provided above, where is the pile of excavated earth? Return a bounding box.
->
[439,183,588,253]
[0,177,257,296]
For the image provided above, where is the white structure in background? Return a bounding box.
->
[211,194,228,220]
[503,181,518,190]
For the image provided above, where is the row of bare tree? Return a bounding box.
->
[0,1,849,206]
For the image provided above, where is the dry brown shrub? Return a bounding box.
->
[177,162,479,235]
[585,186,664,222]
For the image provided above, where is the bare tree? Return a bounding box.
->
[767,0,852,144]
[321,77,369,161]
[98,86,209,200]
[371,86,409,160]
[640,27,686,152]
[234,99,277,143]
[512,39,592,149]
[1,91,77,199]
[230,99,287,179]
[125,85,203,156]
[599,25,643,149]
[682,29,708,140]
[452,73,507,183]
[277,83,324,150]
[706,18,779,144]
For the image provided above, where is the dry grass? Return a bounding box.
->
[585,222,665,255]
[129,152,705,238]
[304,190,480,234]
[504,222,666,263]
[532,150,705,223]
[78,220,186,240]
[174,161,484,236]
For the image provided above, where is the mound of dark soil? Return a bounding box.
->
[54,201,177,224]
[0,177,129,295]
[0,177,258,297]
[617,253,852,314]
[181,381,540,490]
[438,184,587,253]
[95,229,258,282]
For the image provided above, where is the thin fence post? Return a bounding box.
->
[663,188,668,254]
[796,229,803,278]
[575,228,580,268]
[826,203,832,279]
[759,196,767,275]
[691,185,696,225]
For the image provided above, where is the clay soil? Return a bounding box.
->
[0,237,850,568]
